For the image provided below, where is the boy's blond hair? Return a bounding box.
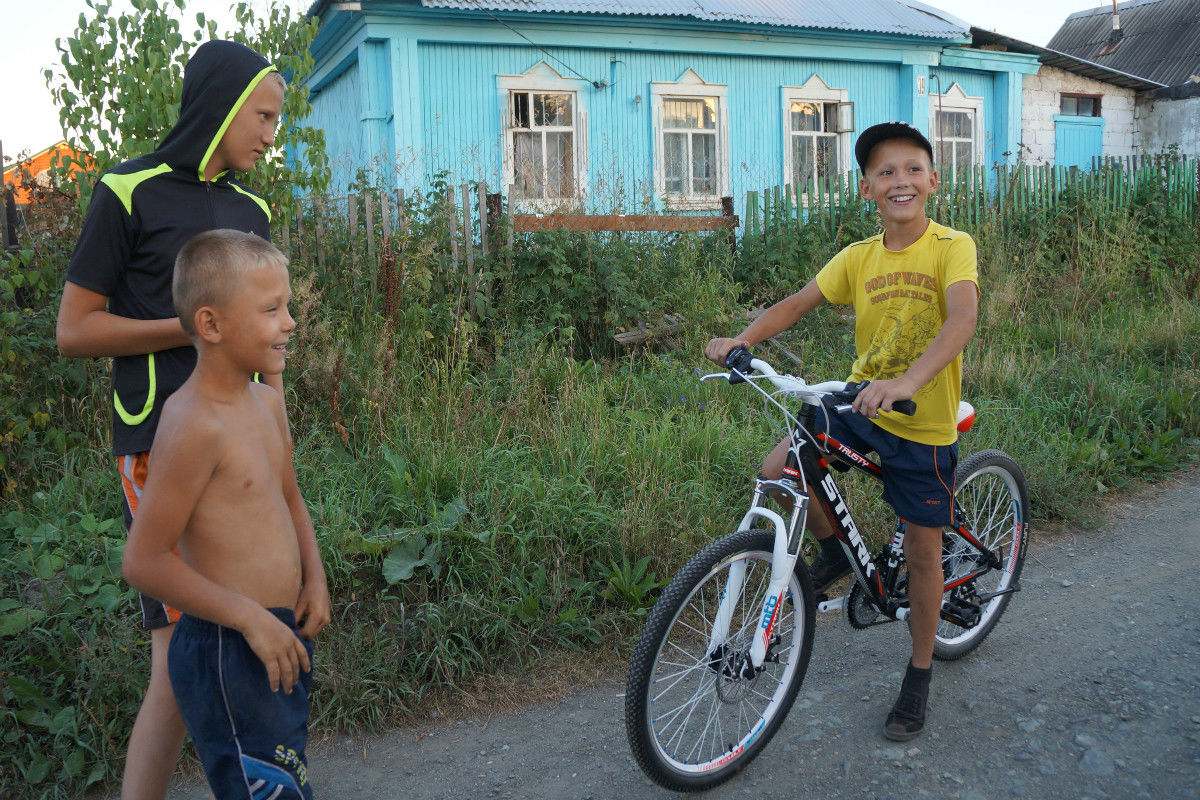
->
[173,229,288,337]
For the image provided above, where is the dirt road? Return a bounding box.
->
[158,469,1200,799]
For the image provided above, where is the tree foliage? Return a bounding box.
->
[46,0,329,212]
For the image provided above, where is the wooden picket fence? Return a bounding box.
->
[742,156,1200,237]
[273,157,1199,273]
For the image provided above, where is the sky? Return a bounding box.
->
[2,0,1106,164]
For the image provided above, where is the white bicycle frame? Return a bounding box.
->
[701,358,852,669]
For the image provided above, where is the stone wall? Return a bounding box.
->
[1019,65,1137,163]
[1136,93,1200,157]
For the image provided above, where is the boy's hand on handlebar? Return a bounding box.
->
[853,377,915,419]
[705,337,746,366]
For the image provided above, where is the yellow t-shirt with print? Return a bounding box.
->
[815,221,979,446]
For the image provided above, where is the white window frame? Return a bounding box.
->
[782,74,853,201]
[928,82,985,183]
[498,62,589,210]
[651,69,729,210]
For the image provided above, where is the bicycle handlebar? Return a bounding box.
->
[716,345,917,417]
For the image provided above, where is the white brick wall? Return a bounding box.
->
[1020,66,1137,163]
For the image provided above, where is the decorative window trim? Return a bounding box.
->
[651,69,729,210]
[781,74,853,198]
[498,62,589,210]
[929,82,985,179]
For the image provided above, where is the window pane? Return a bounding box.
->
[955,141,971,172]
[513,131,543,198]
[791,101,820,132]
[664,132,687,193]
[512,92,530,128]
[1078,97,1095,116]
[816,136,837,180]
[937,140,954,171]
[545,131,574,197]
[1060,96,1077,115]
[692,132,716,195]
[823,103,839,133]
[534,93,572,127]
[664,98,715,130]
[792,136,815,187]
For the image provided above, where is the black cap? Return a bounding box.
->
[855,121,934,172]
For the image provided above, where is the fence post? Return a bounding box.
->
[314,197,326,270]
[720,195,736,255]
[478,183,488,258]
[461,183,475,317]
[486,192,502,255]
[365,192,375,258]
[0,140,10,251]
[505,186,514,272]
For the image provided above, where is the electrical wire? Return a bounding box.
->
[466,0,605,88]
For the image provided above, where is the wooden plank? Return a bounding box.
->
[510,213,739,233]
[365,192,375,257]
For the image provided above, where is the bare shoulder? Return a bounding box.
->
[248,381,290,438]
[147,386,226,480]
[156,385,224,449]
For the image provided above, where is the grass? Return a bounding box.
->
[2,173,1198,798]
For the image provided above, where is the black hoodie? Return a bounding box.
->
[66,40,278,456]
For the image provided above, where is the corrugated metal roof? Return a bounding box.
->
[970,27,1164,91]
[418,0,970,39]
[1046,0,1200,87]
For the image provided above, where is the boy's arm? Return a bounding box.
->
[269,390,330,640]
[57,282,192,357]
[705,278,827,365]
[121,410,311,692]
[852,280,978,417]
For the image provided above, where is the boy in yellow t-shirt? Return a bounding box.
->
[706,121,979,741]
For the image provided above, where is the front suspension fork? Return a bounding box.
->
[706,480,808,670]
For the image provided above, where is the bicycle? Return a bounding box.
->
[624,347,1029,792]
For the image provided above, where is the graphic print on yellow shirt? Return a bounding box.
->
[815,221,979,446]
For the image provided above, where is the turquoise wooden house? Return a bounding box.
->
[303,0,1040,207]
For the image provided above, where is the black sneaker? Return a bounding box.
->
[807,546,851,591]
[883,688,927,741]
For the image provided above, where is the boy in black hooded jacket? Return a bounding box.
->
[56,40,330,799]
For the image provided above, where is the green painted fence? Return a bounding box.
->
[743,157,1200,238]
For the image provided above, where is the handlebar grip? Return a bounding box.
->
[724,345,754,385]
[892,399,917,416]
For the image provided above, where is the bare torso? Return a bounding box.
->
[167,382,302,609]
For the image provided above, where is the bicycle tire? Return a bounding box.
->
[624,529,816,791]
[934,449,1030,660]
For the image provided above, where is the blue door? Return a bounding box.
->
[1054,115,1105,169]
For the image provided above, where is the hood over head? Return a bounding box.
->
[155,40,278,181]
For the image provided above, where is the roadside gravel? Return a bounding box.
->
[154,468,1200,799]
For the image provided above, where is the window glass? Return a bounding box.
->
[664,132,688,194]
[692,133,716,195]
[509,91,576,199]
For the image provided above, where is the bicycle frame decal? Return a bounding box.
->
[816,432,882,475]
[817,474,876,580]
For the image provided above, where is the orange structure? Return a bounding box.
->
[2,142,91,205]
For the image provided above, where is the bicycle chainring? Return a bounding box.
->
[845,582,882,629]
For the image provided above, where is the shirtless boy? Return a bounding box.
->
[122,229,328,798]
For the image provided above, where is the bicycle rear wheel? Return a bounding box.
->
[934,449,1030,660]
[624,529,815,791]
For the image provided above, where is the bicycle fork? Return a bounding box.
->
[706,481,809,672]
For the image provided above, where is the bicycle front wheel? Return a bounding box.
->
[934,449,1030,660]
[624,529,815,792]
